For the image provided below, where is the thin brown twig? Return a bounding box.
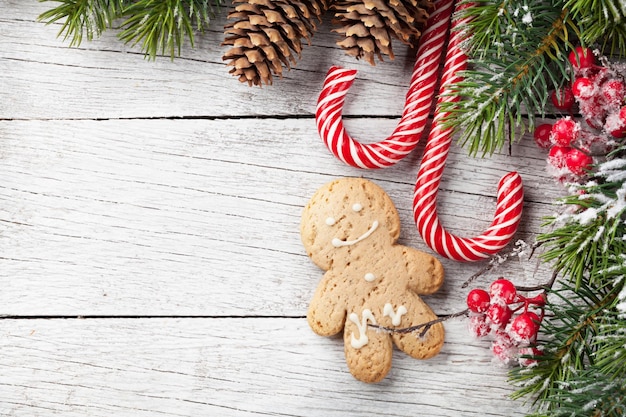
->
[515,269,559,292]
[369,309,470,338]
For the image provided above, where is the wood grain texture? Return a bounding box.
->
[0,318,529,416]
[0,1,565,415]
[0,1,416,120]
[0,118,561,316]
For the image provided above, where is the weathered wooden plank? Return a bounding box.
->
[0,0,417,120]
[0,2,564,414]
[0,118,563,316]
[0,317,530,416]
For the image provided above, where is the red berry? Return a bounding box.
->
[551,87,575,111]
[572,77,595,100]
[588,66,609,85]
[568,47,595,70]
[604,108,626,138]
[491,331,516,364]
[518,347,543,367]
[468,314,490,338]
[466,288,491,313]
[489,278,517,304]
[548,145,571,169]
[487,303,513,329]
[609,127,626,138]
[533,123,553,149]
[581,98,608,130]
[509,311,541,343]
[601,79,625,107]
[585,117,602,130]
[550,118,578,146]
[565,148,593,176]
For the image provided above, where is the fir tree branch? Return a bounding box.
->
[539,150,626,288]
[512,147,626,416]
[510,281,622,412]
[39,0,222,58]
[594,310,626,380]
[565,0,626,57]
[443,1,578,156]
[118,0,221,59]
[38,0,127,47]
[529,369,626,416]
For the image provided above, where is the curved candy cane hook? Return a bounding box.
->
[412,2,524,262]
[315,0,455,169]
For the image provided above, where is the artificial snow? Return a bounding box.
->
[617,285,626,317]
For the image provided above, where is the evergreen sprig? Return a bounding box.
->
[38,0,222,58]
[511,281,626,416]
[447,0,626,156]
[38,0,126,46]
[565,0,626,57]
[526,369,626,416]
[510,281,620,407]
[539,151,626,288]
[443,0,577,156]
[511,148,626,416]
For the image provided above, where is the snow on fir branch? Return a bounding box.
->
[443,0,626,156]
[510,146,626,416]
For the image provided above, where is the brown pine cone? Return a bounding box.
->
[223,0,331,86]
[332,0,434,65]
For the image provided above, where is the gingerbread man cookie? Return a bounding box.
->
[301,177,445,383]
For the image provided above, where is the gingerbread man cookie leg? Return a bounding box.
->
[343,313,393,383]
[301,178,445,383]
[389,296,444,360]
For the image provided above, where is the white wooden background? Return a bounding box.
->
[0,2,566,416]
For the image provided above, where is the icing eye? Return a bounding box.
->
[325,217,336,226]
[352,203,363,212]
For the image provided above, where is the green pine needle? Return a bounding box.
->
[539,152,626,288]
[510,281,625,415]
[565,0,626,57]
[38,0,126,47]
[443,1,577,156]
[38,0,222,58]
[119,0,220,60]
[512,147,626,416]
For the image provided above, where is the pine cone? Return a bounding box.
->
[332,0,434,65]
[223,0,331,86]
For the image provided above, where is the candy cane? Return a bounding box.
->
[412,2,524,262]
[315,0,454,169]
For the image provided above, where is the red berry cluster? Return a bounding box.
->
[536,47,626,184]
[466,278,544,366]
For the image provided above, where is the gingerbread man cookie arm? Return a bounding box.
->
[307,270,348,337]
[399,246,445,295]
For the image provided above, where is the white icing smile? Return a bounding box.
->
[331,220,379,248]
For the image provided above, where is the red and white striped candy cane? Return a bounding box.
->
[412,1,524,262]
[315,0,454,169]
